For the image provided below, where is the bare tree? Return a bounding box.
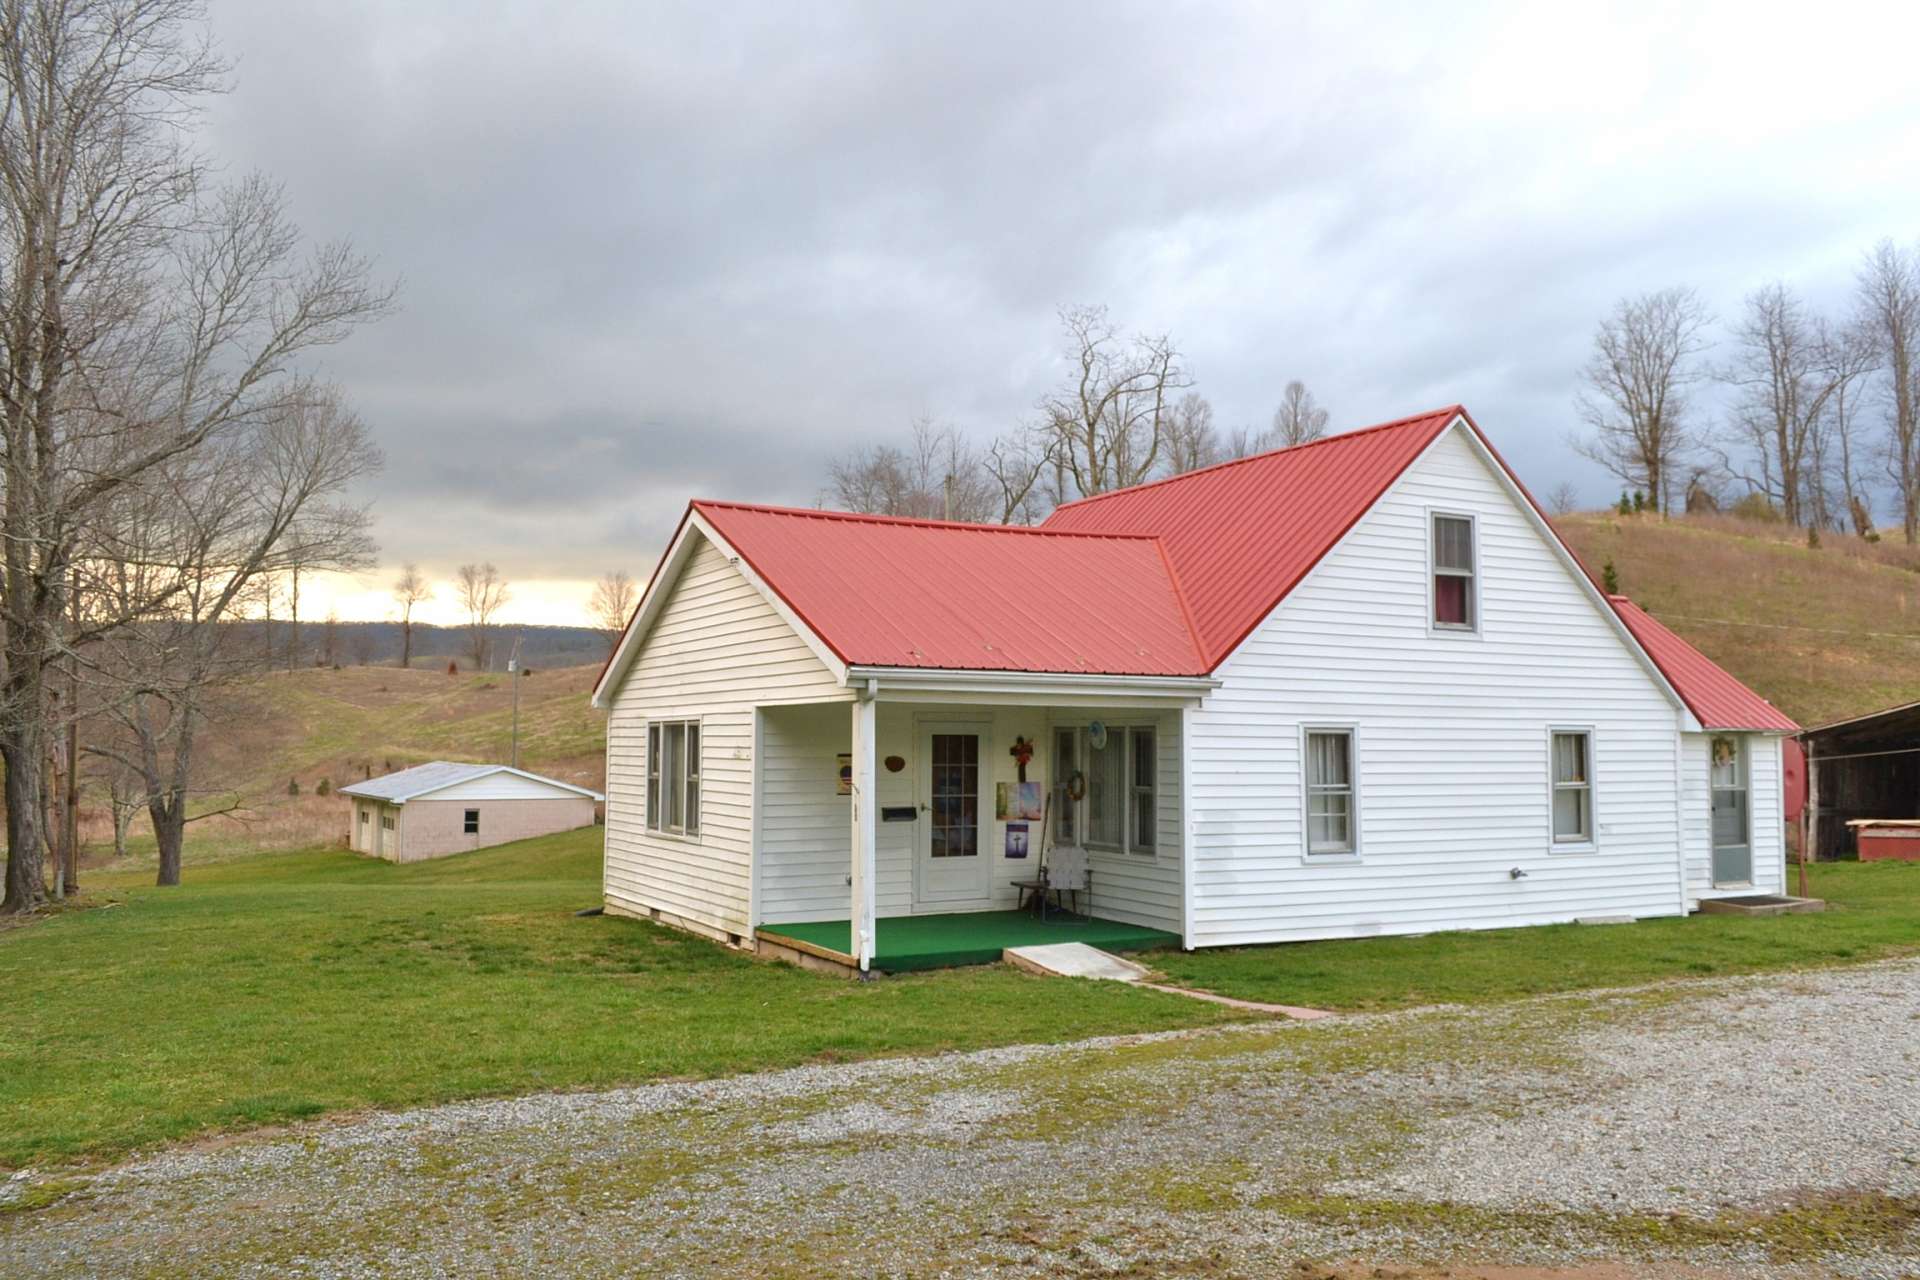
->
[1718,283,1848,527]
[1270,380,1331,448]
[982,428,1055,524]
[88,388,380,886]
[1857,240,1920,542]
[319,613,341,667]
[392,564,430,668]
[0,1,394,912]
[589,570,637,649]
[1810,320,1880,534]
[1546,482,1582,516]
[1036,305,1192,498]
[456,563,509,670]
[1574,286,1713,516]
[1164,393,1221,474]
[825,417,1000,522]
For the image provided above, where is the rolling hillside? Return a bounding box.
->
[92,662,609,865]
[1556,511,1920,728]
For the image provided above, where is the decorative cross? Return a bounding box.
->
[1009,736,1034,783]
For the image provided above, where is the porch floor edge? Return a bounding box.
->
[758,910,1180,973]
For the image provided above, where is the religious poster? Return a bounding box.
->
[1005,822,1030,858]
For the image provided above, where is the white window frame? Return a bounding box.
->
[646,717,703,840]
[1055,720,1160,860]
[1427,508,1481,636]
[1547,726,1598,852]
[463,807,481,835]
[1300,724,1361,862]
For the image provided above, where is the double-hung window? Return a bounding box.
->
[1550,730,1594,845]
[1432,513,1476,630]
[1065,724,1156,856]
[1304,728,1357,857]
[463,808,481,835]
[647,720,701,837]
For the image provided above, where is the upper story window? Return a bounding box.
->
[647,720,701,837]
[1431,513,1476,630]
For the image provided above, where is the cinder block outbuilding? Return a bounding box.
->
[341,761,603,862]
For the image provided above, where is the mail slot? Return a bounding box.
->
[880,806,917,823]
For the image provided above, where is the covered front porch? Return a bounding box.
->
[758,910,1180,973]
[751,668,1214,972]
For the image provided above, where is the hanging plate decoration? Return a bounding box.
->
[1087,721,1108,750]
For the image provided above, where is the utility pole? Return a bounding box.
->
[508,633,524,769]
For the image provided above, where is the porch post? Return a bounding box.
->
[850,695,878,971]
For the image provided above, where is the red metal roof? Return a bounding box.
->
[1607,596,1799,731]
[692,501,1208,676]
[1042,407,1459,665]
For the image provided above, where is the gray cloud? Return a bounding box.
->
[203,0,1920,592]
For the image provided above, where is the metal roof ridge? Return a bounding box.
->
[1047,404,1466,514]
[691,498,1165,540]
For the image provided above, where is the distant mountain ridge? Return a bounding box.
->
[260,619,611,671]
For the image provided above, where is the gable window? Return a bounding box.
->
[1551,730,1594,845]
[647,720,701,837]
[463,808,481,835]
[1304,728,1357,857]
[1432,513,1476,630]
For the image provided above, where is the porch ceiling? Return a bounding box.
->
[760,911,1179,973]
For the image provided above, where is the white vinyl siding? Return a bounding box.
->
[1187,423,1694,947]
[603,532,851,940]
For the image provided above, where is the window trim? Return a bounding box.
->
[1546,725,1598,852]
[1300,723,1361,863]
[1128,726,1157,855]
[645,716,703,841]
[1054,719,1161,860]
[1427,508,1481,636]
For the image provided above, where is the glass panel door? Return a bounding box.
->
[1709,736,1752,885]
[916,725,991,909]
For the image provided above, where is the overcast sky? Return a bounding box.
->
[202,0,1920,626]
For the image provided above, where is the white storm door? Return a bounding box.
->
[915,723,991,910]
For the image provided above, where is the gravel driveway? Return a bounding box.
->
[4,958,1918,1278]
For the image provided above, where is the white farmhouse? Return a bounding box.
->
[591,407,1796,971]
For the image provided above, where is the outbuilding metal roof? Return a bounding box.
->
[1606,597,1798,732]
[338,761,605,804]
[692,502,1208,676]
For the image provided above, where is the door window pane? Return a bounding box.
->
[930,734,979,859]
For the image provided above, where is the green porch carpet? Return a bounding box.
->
[761,910,1180,972]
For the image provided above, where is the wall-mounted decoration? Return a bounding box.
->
[1009,736,1035,782]
[884,755,906,773]
[1087,721,1108,750]
[995,781,1010,820]
[1005,822,1030,858]
[836,753,852,795]
[1013,781,1044,821]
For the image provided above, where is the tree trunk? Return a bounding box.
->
[399,617,413,669]
[1,736,46,913]
[151,792,185,887]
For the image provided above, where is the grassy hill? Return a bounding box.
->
[90,662,608,866]
[1556,511,1920,727]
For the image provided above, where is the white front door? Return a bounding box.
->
[915,722,991,910]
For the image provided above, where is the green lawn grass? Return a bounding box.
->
[0,827,1231,1170]
[1154,861,1920,1012]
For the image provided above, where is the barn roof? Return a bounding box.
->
[338,761,605,804]
[1606,597,1798,732]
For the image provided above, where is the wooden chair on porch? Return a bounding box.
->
[1016,845,1089,921]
